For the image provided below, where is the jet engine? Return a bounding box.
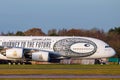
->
[6,48,23,59]
[32,51,50,61]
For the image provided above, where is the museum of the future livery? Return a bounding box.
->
[0,36,116,63]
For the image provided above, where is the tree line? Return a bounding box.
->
[0,27,120,58]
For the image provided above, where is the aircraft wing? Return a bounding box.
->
[0,46,64,62]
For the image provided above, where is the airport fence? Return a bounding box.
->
[108,58,120,64]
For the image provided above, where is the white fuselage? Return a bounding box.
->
[0,36,116,60]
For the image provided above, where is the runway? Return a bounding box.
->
[0,74,120,78]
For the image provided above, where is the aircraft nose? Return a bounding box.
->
[110,48,116,57]
[107,48,116,57]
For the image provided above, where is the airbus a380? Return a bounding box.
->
[0,36,116,64]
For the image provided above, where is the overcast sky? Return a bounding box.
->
[0,0,120,33]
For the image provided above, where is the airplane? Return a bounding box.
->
[0,36,116,64]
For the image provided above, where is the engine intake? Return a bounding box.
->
[32,51,50,61]
[6,48,23,59]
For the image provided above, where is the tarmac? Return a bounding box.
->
[0,74,120,78]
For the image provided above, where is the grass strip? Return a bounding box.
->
[0,64,120,69]
[0,64,120,75]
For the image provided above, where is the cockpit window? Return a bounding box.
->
[105,46,110,48]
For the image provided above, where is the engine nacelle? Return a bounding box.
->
[32,51,49,61]
[6,48,23,59]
